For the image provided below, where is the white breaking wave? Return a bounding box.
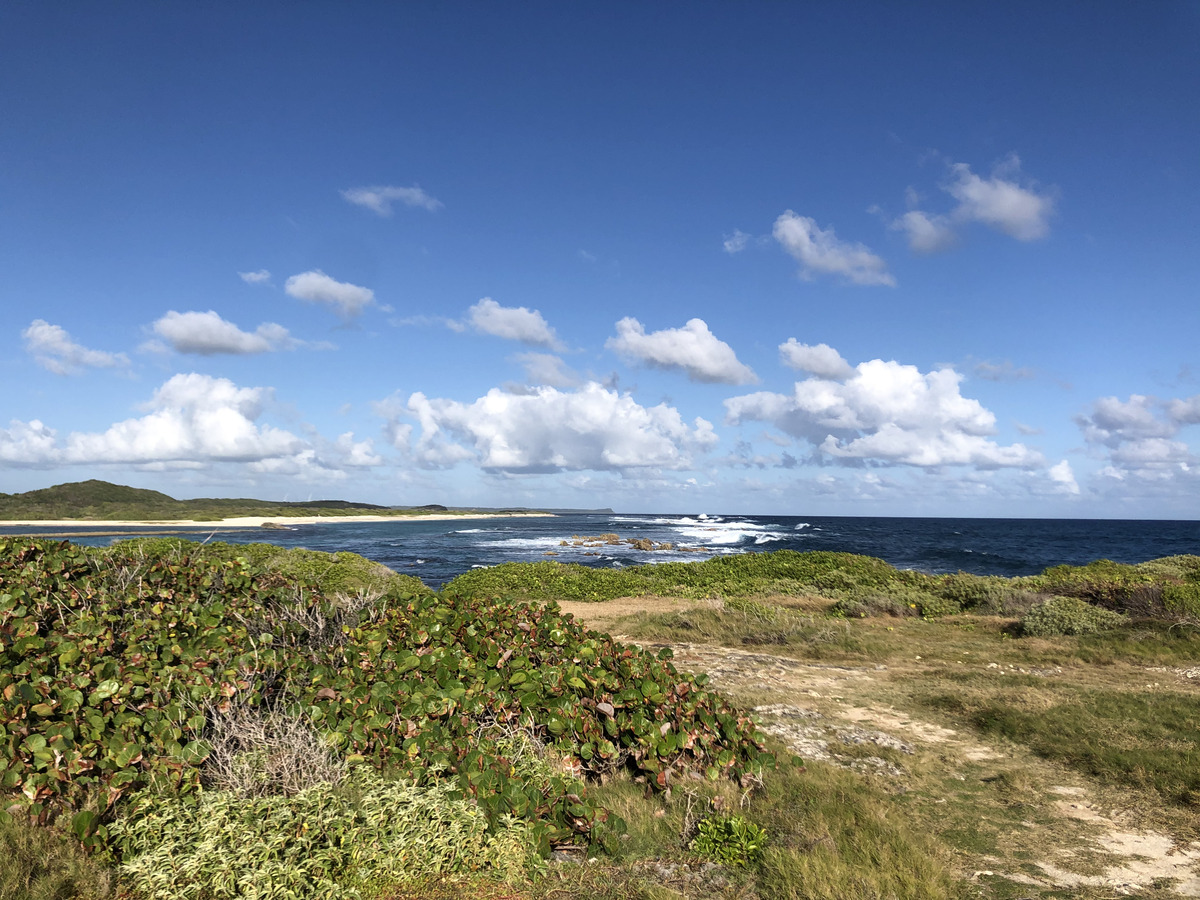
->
[753,533,787,544]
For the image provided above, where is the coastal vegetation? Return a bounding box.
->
[2,538,1198,898]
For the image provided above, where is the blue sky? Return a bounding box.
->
[3,2,1199,517]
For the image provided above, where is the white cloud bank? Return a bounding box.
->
[285,270,375,317]
[726,342,1043,470]
[0,374,379,480]
[773,212,895,286]
[22,320,130,375]
[149,310,300,355]
[463,298,563,349]
[892,156,1056,252]
[1077,394,1199,485]
[606,317,758,385]
[341,184,443,215]
[387,383,717,473]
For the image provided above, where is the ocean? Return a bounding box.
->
[8,513,1200,589]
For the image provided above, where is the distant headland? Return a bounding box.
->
[0,480,608,529]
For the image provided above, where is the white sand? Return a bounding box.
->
[0,512,553,529]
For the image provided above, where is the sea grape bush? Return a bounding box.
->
[689,814,768,867]
[0,538,771,858]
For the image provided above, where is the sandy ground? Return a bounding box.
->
[0,512,554,529]
[562,595,1200,897]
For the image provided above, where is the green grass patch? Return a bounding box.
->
[926,685,1200,809]
[618,602,867,660]
[0,818,112,900]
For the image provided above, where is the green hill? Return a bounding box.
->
[0,480,393,522]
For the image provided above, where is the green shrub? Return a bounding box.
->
[1137,554,1200,581]
[1032,559,1155,606]
[830,587,932,619]
[689,814,767,867]
[1162,582,1200,619]
[111,769,543,899]
[935,573,1040,615]
[444,550,933,604]
[1020,596,1128,637]
[914,594,963,619]
[0,538,770,854]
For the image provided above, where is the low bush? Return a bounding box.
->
[1020,596,1128,637]
[1032,559,1156,609]
[445,551,931,605]
[1136,554,1200,581]
[111,768,543,900]
[1163,582,1200,619]
[689,814,767,866]
[933,573,1042,616]
[831,587,950,618]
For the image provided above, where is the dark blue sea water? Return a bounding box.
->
[6,514,1200,589]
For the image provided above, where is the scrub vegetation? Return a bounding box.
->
[2,539,1198,898]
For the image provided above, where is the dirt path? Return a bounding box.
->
[560,598,1200,898]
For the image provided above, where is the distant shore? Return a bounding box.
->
[0,512,555,532]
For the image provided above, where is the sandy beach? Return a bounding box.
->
[0,512,554,530]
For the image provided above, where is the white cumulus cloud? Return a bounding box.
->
[893,156,1055,251]
[22,320,130,375]
[1076,394,1200,484]
[946,157,1054,241]
[779,340,855,380]
[238,269,271,284]
[285,270,375,317]
[890,209,957,254]
[1168,395,1200,426]
[62,374,303,465]
[606,317,758,385]
[150,310,299,355]
[0,419,60,466]
[1048,460,1080,495]
[392,383,717,473]
[465,298,563,349]
[1077,395,1175,447]
[1,376,386,480]
[340,184,443,215]
[726,352,1043,469]
[773,211,895,286]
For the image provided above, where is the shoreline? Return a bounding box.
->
[0,512,555,531]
